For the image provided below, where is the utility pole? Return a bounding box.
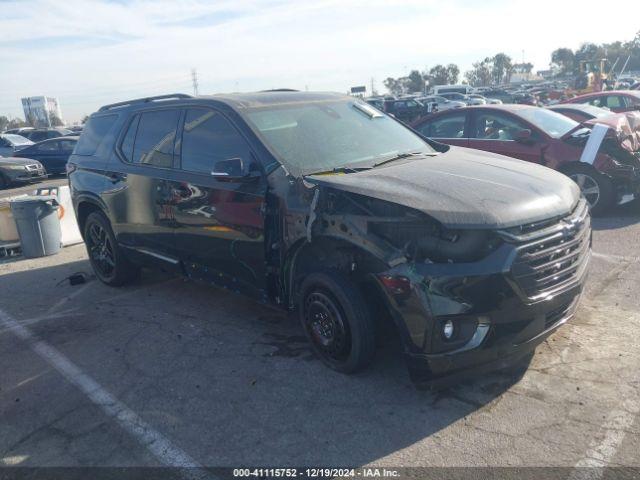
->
[370,77,375,96]
[191,68,199,96]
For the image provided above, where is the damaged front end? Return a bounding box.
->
[571,112,640,204]
[280,178,590,388]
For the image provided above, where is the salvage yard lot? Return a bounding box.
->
[1,188,639,471]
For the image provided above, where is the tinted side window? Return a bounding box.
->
[76,114,118,155]
[132,109,180,168]
[59,139,76,153]
[472,112,528,140]
[36,141,59,152]
[418,113,466,138]
[180,108,252,174]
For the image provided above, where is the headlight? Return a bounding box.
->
[8,164,28,170]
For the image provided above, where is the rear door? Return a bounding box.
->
[30,140,69,174]
[413,110,470,147]
[170,107,268,298]
[467,110,544,164]
[105,108,182,266]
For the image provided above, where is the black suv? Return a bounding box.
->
[69,92,590,386]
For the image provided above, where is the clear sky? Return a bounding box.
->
[0,0,638,123]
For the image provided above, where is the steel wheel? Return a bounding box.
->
[304,291,351,363]
[86,222,116,278]
[570,172,600,208]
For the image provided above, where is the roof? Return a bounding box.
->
[201,91,349,109]
[569,90,640,100]
[97,91,352,113]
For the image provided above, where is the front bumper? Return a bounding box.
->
[376,203,591,388]
[11,167,47,183]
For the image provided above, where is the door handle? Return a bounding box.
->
[108,172,127,183]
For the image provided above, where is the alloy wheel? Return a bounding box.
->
[87,222,116,278]
[570,173,600,208]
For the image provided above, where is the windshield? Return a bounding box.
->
[244,100,434,175]
[575,105,614,118]
[517,108,578,138]
[3,134,33,145]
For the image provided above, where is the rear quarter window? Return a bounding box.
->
[75,114,118,155]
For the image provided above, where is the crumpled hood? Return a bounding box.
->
[583,111,640,153]
[307,146,580,229]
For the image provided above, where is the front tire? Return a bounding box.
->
[563,163,614,215]
[299,271,375,373]
[84,211,139,286]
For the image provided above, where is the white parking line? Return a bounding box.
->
[569,393,640,480]
[0,307,214,480]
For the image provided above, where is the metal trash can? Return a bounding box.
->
[10,196,62,258]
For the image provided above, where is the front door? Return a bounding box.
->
[467,110,544,164]
[414,110,469,148]
[170,107,267,299]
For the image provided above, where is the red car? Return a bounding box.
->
[560,90,640,113]
[412,105,640,212]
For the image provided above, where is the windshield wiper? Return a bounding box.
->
[306,165,373,176]
[371,151,437,169]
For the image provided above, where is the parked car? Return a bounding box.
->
[0,157,46,189]
[69,92,590,387]
[481,89,516,104]
[14,136,78,175]
[440,92,485,105]
[0,134,34,157]
[383,98,430,123]
[4,127,35,135]
[547,104,613,122]
[23,127,75,142]
[469,93,501,105]
[418,95,466,111]
[560,90,640,113]
[412,105,640,212]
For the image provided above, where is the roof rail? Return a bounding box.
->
[259,88,300,92]
[98,93,193,112]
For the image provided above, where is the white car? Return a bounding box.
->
[0,134,34,158]
[419,95,466,111]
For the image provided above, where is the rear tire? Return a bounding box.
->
[299,271,376,373]
[563,163,614,215]
[84,211,139,286]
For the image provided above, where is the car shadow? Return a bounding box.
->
[0,258,528,467]
[592,199,640,231]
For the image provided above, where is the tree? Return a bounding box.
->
[513,62,533,74]
[429,65,449,86]
[465,58,493,87]
[0,116,8,132]
[551,48,575,75]
[4,117,27,130]
[406,70,425,93]
[446,63,460,84]
[384,77,404,96]
[492,53,513,84]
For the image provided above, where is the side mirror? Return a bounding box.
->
[514,129,533,144]
[211,157,260,181]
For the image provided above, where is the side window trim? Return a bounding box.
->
[116,107,180,170]
[176,106,259,177]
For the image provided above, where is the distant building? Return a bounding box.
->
[21,96,63,127]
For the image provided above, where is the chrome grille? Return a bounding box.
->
[500,199,591,301]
